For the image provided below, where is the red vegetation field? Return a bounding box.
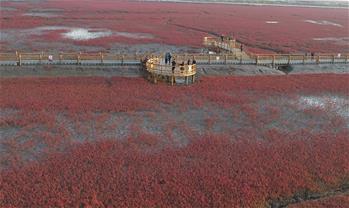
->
[1,75,349,207]
[1,1,348,207]
[2,134,349,207]
[1,0,348,53]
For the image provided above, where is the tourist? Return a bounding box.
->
[165,52,170,65]
[180,61,185,72]
[187,59,191,65]
[171,59,176,73]
[192,59,196,65]
[240,44,244,52]
[168,53,172,65]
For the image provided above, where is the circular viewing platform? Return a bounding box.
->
[144,57,197,85]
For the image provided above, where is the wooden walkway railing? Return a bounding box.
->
[0,50,348,67]
[0,52,145,66]
[204,36,242,51]
[202,36,349,66]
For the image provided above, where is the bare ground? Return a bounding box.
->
[1,63,349,78]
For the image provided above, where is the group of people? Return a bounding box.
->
[220,35,233,42]
[165,52,196,73]
[304,52,316,59]
[171,60,195,73]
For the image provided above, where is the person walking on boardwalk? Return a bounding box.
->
[187,59,191,65]
[240,44,244,52]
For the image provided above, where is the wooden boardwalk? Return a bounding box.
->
[202,36,349,66]
[0,37,348,68]
[0,51,347,67]
[0,52,142,66]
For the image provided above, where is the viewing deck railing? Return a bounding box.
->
[146,58,197,77]
[145,58,197,85]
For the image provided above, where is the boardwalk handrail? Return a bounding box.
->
[204,36,239,52]
[203,36,349,61]
[0,50,348,66]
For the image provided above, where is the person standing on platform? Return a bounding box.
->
[165,52,171,65]
[168,53,172,65]
[165,53,169,65]
[180,61,185,72]
[171,59,176,73]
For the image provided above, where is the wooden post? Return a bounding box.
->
[59,53,63,63]
[302,55,305,65]
[77,54,80,65]
[18,54,21,66]
[100,52,104,64]
[316,55,320,64]
[256,56,259,65]
[121,55,124,65]
[171,75,174,86]
[224,54,227,64]
[39,52,43,63]
[272,55,275,68]
[332,55,335,64]
[208,54,211,65]
[240,54,242,64]
[346,54,348,64]
[153,74,157,84]
[288,55,291,65]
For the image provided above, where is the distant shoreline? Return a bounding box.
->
[137,0,349,9]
